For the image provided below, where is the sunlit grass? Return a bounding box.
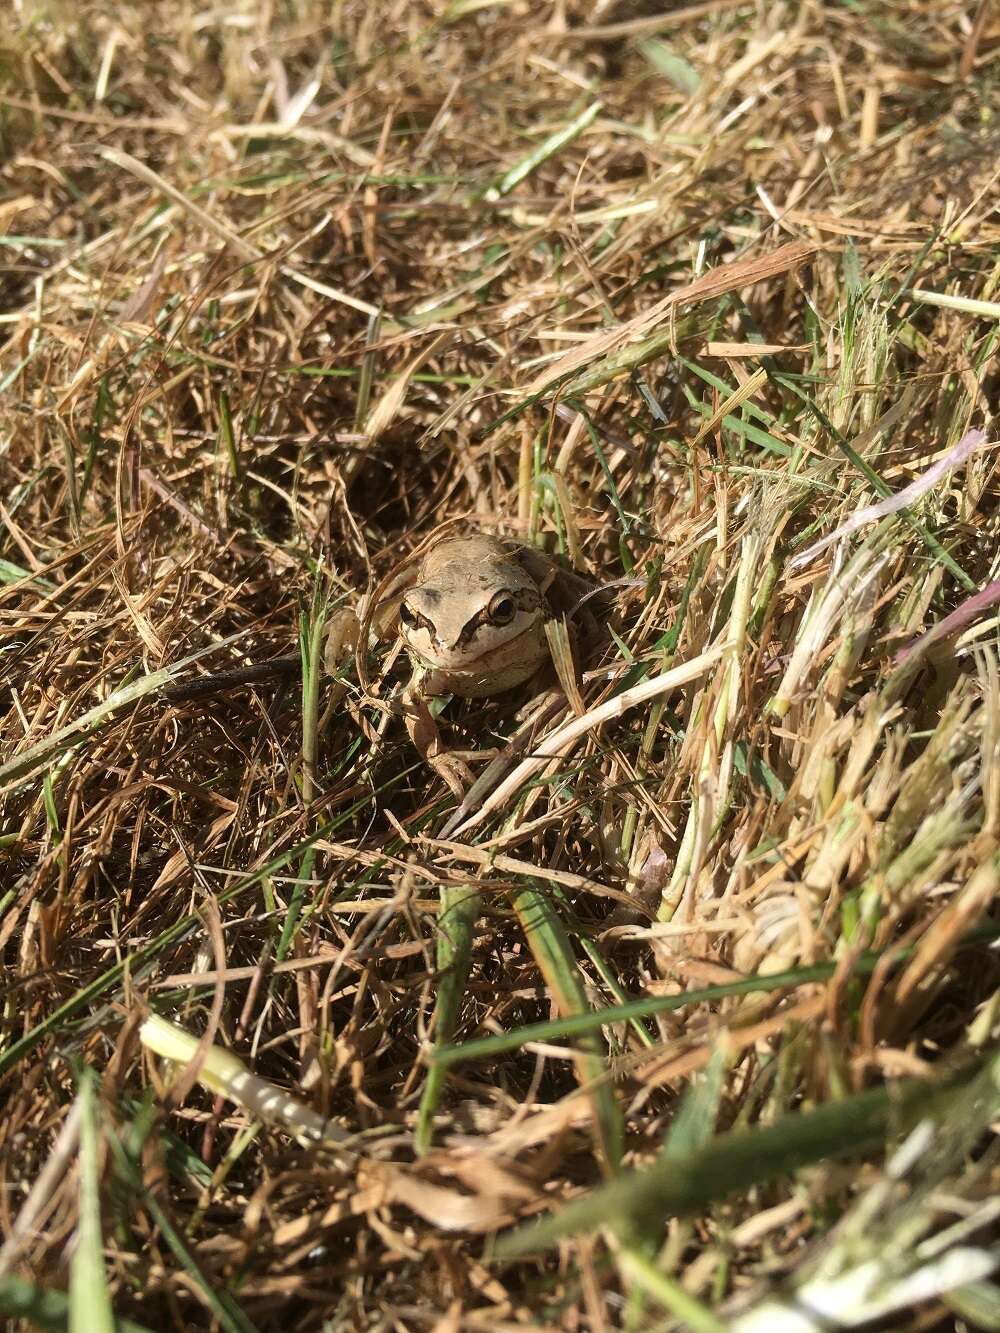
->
[0,0,998,1328]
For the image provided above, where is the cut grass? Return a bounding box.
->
[1,0,998,1329]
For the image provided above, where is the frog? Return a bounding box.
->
[156,530,602,802]
[392,533,597,798]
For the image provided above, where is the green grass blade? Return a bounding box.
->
[431,925,1000,1066]
[0,793,383,1079]
[484,100,603,201]
[0,1276,153,1332]
[103,1125,259,1333]
[275,590,327,963]
[767,366,976,592]
[0,558,55,588]
[576,935,656,1049]
[662,1046,728,1159]
[0,630,260,792]
[614,1248,726,1332]
[415,884,481,1154]
[636,39,700,95]
[69,1071,114,1333]
[431,959,838,1066]
[497,1053,997,1257]
[557,317,700,399]
[947,1280,1000,1330]
[513,883,623,1173]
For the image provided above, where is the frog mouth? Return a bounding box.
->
[420,654,543,700]
[410,619,544,671]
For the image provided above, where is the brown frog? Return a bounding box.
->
[395,533,596,796]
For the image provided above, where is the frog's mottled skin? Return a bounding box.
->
[399,535,549,699]
[395,533,593,796]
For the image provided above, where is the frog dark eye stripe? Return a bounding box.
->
[400,602,436,635]
[454,587,535,648]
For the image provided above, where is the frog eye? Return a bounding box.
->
[399,602,418,628]
[488,593,517,625]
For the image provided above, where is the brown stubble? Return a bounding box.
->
[1,0,999,1327]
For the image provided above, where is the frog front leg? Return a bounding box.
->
[401,668,477,799]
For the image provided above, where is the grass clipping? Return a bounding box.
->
[0,1,999,1330]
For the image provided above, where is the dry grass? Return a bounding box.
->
[1,1,999,1329]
